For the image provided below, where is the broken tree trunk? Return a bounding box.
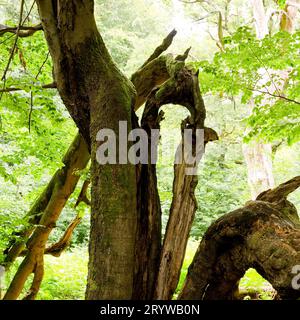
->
[179,176,300,300]
[134,55,218,300]
[3,25,187,300]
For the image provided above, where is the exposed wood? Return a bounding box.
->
[134,57,218,300]
[45,215,82,257]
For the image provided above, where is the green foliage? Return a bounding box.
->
[1,0,300,301]
[239,269,275,300]
[194,27,300,144]
[174,240,199,298]
[4,248,88,300]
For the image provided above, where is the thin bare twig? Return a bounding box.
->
[28,51,51,132]
[1,0,25,82]
[248,44,281,97]
[0,24,42,38]
[34,51,50,80]
[0,82,56,93]
[28,91,33,133]
[22,0,36,24]
[247,87,300,105]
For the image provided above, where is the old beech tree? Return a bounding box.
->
[2,0,300,300]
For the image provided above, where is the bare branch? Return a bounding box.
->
[140,29,177,68]
[75,179,91,207]
[247,87,300,105]
[1,0,25,82]
[0,23,42,38]
[44,215,82,257]
[0,82,56,93]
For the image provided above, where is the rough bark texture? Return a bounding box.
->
[3,26,187,299]
[179,176,300,300]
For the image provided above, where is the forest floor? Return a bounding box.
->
[3,241,275,300]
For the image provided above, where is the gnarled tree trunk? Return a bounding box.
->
[180,176,300,300]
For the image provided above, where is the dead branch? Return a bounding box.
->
[141,29,177,68]
[44,215,82,257]
[75,179,91,207]
[0,23,43,38]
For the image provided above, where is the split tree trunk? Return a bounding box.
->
[180,176,300,300]
[151,65,218,300]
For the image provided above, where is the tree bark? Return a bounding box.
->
[134,60,218,300]
[179,176,300,300]
[3,26,182,299]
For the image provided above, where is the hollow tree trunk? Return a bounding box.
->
[152,67,218,299]
[134,56,218,300]
[179,176,300,300]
